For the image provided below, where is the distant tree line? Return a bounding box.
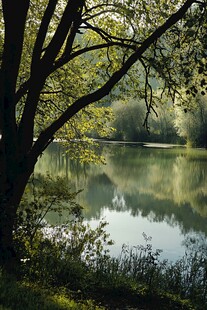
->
[105,94,207,147]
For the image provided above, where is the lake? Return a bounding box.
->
[35,141,207,262]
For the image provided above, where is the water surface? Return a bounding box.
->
[35,142,207,261]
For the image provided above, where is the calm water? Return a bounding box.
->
[35,142,207,262]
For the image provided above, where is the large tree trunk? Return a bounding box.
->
[0,1,31,273]
[0,200,17,273]
[0,158,36,273]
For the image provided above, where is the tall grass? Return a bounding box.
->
[91,233,207,309]
[15,220,206,309]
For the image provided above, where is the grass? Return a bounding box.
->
[8,229,206,309]
[0,272,194,310]
[0,273,104,310]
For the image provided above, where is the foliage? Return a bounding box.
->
[10,176,207,309]
[0,0,201,168]
[110,98,149,141]
[14,174,83,257]
[14,175,113,289]
[142,1,207,104]
[110,97,180,143]
[110,89,207,146]
[20,0,185,152]
[91,233,207,309]
[11,220,205,309]
[174,95,207,146]
[0,272,104,310]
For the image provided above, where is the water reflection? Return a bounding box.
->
[35,142,207,260]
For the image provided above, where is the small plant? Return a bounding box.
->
[14,174,82,262]
[162,235,207,307]
[14,174,114,289]
[116,232,165,291]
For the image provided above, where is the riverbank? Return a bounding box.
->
[0,273,194,310]
[2,172,205,310]
[0,227,202,310]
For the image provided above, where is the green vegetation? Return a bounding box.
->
[1,213,206,309]
[0,274,104,310]
[0,178,206,309]
[108,94,207,147]
[109,97,181,143]
[0,1,207,309]
[174,95,207,147]
[0,0,206,271]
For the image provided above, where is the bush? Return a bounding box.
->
[174,95,207,147]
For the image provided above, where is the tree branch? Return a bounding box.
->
[40,0,84,70]
[17,1,84,157]
[30,0,196,159]
[15,40,137,103]
[53,41,137,71]
[31,0,58,70]
[82,21,141,45]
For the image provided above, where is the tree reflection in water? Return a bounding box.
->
[35,142,207,260]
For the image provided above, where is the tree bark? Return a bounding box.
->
[0,200,17,273]
[0,166,37,273]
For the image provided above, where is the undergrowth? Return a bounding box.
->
[1,175,206,310]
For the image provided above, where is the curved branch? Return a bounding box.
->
[15,41,137,103]
[82,21,141,45]
[83,3,117,16]
[53,41,137,71]
[140,58,157,131]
